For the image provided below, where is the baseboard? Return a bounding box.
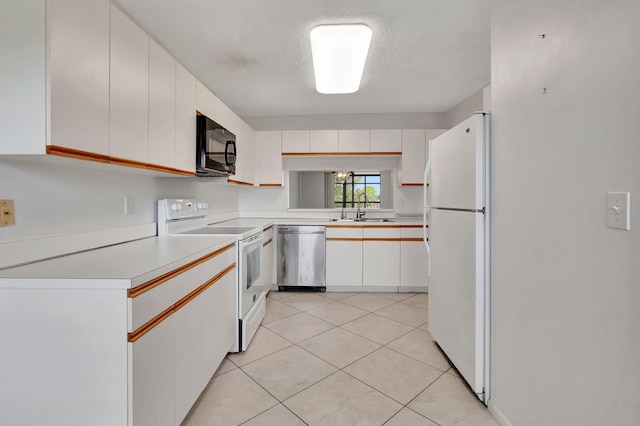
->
[488,401,513,426]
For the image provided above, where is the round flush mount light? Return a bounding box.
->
[310,24,372,94]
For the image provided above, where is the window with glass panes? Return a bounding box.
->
[334,172,381,208]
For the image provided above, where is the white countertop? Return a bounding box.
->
[0,235,235,289]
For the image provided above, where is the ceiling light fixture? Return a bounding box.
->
[310,24,372,94]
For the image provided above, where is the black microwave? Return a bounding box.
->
[196,114,236,177]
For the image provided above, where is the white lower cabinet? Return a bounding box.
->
[131,318,175,426]
[174,296,204,425]
[130,244,236,426]
[362,227,400,286]
[202,271,236,385]
[326,226,363,286]
[400,227,429,288]
[325,225,427,289]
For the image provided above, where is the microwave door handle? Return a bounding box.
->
[225,141,236,166]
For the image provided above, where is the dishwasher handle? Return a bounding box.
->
[278,230,325,235]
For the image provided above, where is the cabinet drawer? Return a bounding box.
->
[326,226,363,239]
[363,226,400,239]
[129,244,235,332]
[400,226,424,239]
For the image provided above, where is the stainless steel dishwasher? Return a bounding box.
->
[277,225,326,292]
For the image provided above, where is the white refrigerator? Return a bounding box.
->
[424,112,491,404]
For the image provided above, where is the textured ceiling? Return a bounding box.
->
[114,0,490,117]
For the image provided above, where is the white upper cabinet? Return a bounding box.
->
[195,81,220,120]
[370,129,401,153]
[400,129,426,185]
[109,5,149,163]
[0,1,111,155]
[339,130,370,152]
[175,64,197,173]
[401,129,447,185]
[425,128,447,170]
[256,131,283,186]
[282,130,310,153]
[309,130,339,152]
[228,118,256,185]
[50,0,110,155]
[148,40,176,168]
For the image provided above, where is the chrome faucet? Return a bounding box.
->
[356,193,366,220]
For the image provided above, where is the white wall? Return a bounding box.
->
[443,87,484,128]
[0,157,239,243]
[244,112,448,131]
[490,1,640,425]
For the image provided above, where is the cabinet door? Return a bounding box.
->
[174,297,204,425]
[175,63,197,172]
[401,129,426,185]
[282,130,310,153]
[50,0,110,155]
[401,241,429,288]
[424,129,448,171]
[370,130,401,153]
[148,39,176,168]
[339,130,370,153]
[202,270,237,385]
[256,131,283,185]
[310,130,339,152]
[326,241,363,286]
[109,5,149,163]
[131,317,175,426]
[362,227,400,286]
[400,226,428,287]
[232,121,256,185]
[195,81,220,120]
[326,227,363,287]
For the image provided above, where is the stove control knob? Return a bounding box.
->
[170,203,179,211]
[197,203,207,210]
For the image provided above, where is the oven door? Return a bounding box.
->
[240,232,264,318]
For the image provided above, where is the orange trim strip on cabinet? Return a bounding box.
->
[281,152,401,157]
[362,238,402,242]
[401,238,425,242]
[127,243,235,298]
[401,183,424,187]
[46,146,196,176]
[326,237,363,242]
[128,263,236,342]
[263,238,273,247]
[259,183,282,187]
[228,179,253,186]
[263,225,273,232]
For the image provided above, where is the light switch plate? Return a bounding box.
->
[607,192,630,230]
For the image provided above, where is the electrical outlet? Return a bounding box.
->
[1,200,15,226]
[124,195,134,215]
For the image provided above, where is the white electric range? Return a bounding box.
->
[158,199,268,352]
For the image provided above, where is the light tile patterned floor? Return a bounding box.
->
[183,291,498,426]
